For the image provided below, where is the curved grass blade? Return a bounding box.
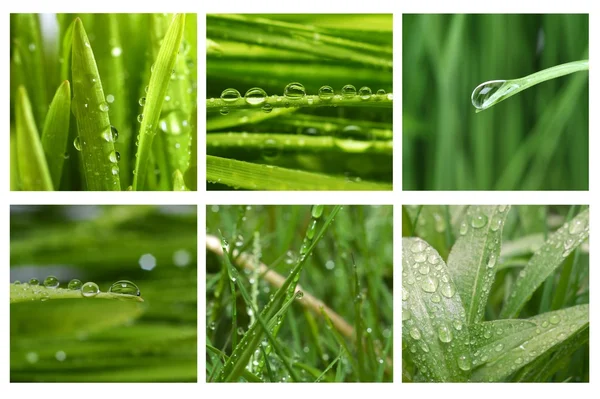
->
[207,155,391,191]
[447,205,511,324]
[12,14,48,128]
[207,107,297,131]
[472,60,589,112]
[71,18,120,190]
[207,133,392,156]
[59,19,75,82]
[500,208,589,319]
[10,283,144,304]
[402,237,470,382]
[471,305,588,382]
[219,206,342,382]
[184,107,197,190]
[41,81,71,189]
[15,86,53,191]
[92,14,131,188]
[133,14,185,191]
[173,169,188,191]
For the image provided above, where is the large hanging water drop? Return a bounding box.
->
[109,280,140,296]
[471,80,518,110]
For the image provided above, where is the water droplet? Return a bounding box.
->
[109,151,118,163]
[81,282,99,297]
[440,283,455,298]
[295,291,304,299]
[209,321,216,330]
[219,107,229,115]
[541,321,549,328]
[402,288,409,301]
[487,253,497,268]
[421,275,439,293]
[111,47,122,57]
[29,278,39,285]
[68,279,82,290]
[471,80,517,110]
[244,87,267,105]
[358,86,372,100]
[411,240,427,253]
[44,276,59,288]
[438,325,453,343]
[409,327,421,340]
[402,310,411,321]
[414,252,427,263]
[311,205,324,219]
[110,125,119,141]
[568,219,585,235]
[139,253,157,271]
[453,320,463,331]
[111,165,119,176]
[458,355,471,371]
[484,329,492,339]
[109,280,140,296]
[318,86,334,100]
[261,138,282,161]
[418,264,430,275]
[341,84,357,98]
[471,213,488,229]
[284,82,306,99]
[139,97,146,106]
[74,137,82,151]
[495,343,504,352]
[262,103,273,113]
[137,114,144,123]
[459,222,468,235]
[515,357,523,365]
[376,88,386,97]
[490,214,503,231]
[431,293,441,303]
[106,94,115,103]
[13,280,21,285]
[549,314,561,325]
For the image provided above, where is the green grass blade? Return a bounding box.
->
[403,205,450,259]
[472,60,589,112]
[184,107,197,190]
[447,205,511,324]
[133,14,185,190]
[15,86,53,191]
[402,237,470,382]
[471,305,588,382]
[41,81,71,188]
[71,18,121,190]
[10,284,143,304]
[207,155,391,190]
[59,20,75,82]
[500,209,589,318]
[173,169,188,191]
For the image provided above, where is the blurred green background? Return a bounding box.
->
[403,14,588,190]
[10,205,197,382]
[206,205,393,382]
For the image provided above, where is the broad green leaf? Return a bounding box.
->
[15,86,53,191]
[402,237,470,382]
[10,284,144,305]
[41,81,71,189]
[207,155,391,191]
[447,205,511,324]
[93,14,131,188]
[71,18,120,190]
[133,14,185,190]
[500,208,589,318]
[471,305,588,382]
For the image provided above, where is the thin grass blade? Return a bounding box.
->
[41,81,71,189]
[71,18,120,190]
[15,86,53,191]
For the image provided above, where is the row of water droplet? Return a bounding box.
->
[13,276,140,298]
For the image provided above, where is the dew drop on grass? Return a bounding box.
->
[261,138,282,161]
[358,86,372,100]
[411,240,427,253]
[109,280,140,296]
[490,214,503,231]
[29,278,39,285]
[459,221,468,235]
[486,253,497,268]
[99,102,109,112]
[244,87,267,105]
[420,275,439,293]
[453,320,463,331]
[402,310,411,321]
[14,280,21,285]
[284,82,306,99]
[549,314,561,325]
[440,283,455,298]
[44,276,59,288]
[495,343,504,352]
[108,151,118,163]
[318,85,334,100]
[431,293,441,303]
[341,84,357,98]
[295,291,304,299]
[81,282,100,298]
[409,327,421,340]
[471,80,509,110]
[568,219,585,234]
[457,355,471,371]
[376,88,386,97]
[402,288,409,301]
[111,165,119,176]
[110,125,119,141]
[219,107,229,115]
[106,94,115,103]
[137,114,144,123]
[438,325,453,343]
[68,279,83,290]
[262,103,273,113]
[139,97,146,106]
[471,212,488,229]
[74,137,82,151]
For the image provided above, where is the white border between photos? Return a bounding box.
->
[0,0,597,397]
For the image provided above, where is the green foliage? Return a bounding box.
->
[403,14,589,190]
[402,205,589,382]
[206,205,393,382]
[10,205,197,382]
[207,14,392,191]
[10,13,197,191]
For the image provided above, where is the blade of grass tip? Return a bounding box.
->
[500,208,589,318]
[15,86,53,191]
[173,169,188,191]
[376,326,393,381]
[219,234,302,382]
[41,81,71,189]
[71,18,121,190]
[320,308,360,378]
[92,14,131,189]
[219,206,342,382]
[59,19,75,82]
[12,14,48,128]
[133,14,185,191]
[315,350,343,382]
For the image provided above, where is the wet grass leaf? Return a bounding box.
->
[41,81,71,188]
